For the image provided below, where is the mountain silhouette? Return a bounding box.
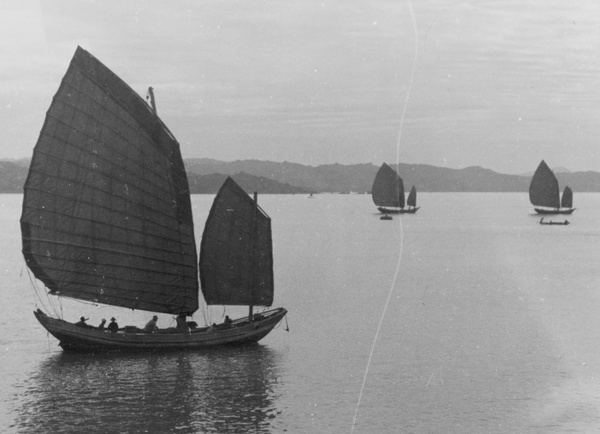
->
[3,159,600,193]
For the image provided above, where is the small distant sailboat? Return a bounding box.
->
[371,163,419,214]
[22,47,286,352]
[529,160,575,215]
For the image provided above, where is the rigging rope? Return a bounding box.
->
[351,0,418,431]
[25,264,51,315]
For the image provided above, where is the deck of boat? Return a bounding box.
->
[534,207,575,215]
[377,207,420,214]
[34,308,287,353]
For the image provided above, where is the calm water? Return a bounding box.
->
[2,192,600,433]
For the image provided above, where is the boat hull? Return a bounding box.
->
[34,308,287,353]
[534,207,575,215]
[378,207,420,214]
[540,221,570,226]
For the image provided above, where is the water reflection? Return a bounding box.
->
[14,346,282,433]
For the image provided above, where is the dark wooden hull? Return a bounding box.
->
[34,308,287,353]
[534,207,575,215]
[540,221,570,226]
[377,207,420,214]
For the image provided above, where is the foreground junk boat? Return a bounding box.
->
[529,160,575,215]
[21,47,286,352]
[371,163,419,214]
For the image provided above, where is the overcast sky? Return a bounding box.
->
[1,0,600,173]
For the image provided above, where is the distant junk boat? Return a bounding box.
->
[21,47,287,352]
[528,160,575,215]
[371,163,419,214]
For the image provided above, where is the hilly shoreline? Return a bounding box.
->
[3,158,600,194]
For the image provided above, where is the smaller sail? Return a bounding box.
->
[406,186,417,208]
[200,177,274,307]
[561,186,573,209]
[529,160,560,209]
[372,163,405,208]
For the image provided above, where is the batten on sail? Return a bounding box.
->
[20,46,199,315]
[200,177,274,307]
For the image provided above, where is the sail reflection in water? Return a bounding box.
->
[14,347,281,433]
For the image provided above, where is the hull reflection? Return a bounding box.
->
[14,346,282,433]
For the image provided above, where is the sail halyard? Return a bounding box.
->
[529,160,560,209]
[20,46,199,316]
[199,177,274,307]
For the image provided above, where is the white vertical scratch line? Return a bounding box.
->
[426,373,435,387]
[351,1,418,432]
[395,0,418,164]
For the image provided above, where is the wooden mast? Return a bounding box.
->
[147,87,157,115]
[248,191,258,321]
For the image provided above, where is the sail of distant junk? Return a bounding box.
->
[21,46,286,352]
[529,160,575,215]
[371,163,419,214]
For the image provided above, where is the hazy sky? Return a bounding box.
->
[1,0,600,173]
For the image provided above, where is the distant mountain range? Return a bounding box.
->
[3,158,600,194]
[183,159,600,193]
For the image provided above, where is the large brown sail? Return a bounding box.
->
[528,160,559,209]
[371,163,405,208]
[200,177,274,307]
[20,47,199,315]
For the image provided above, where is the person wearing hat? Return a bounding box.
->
[75,316,89,328]
[107,317,119,333]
